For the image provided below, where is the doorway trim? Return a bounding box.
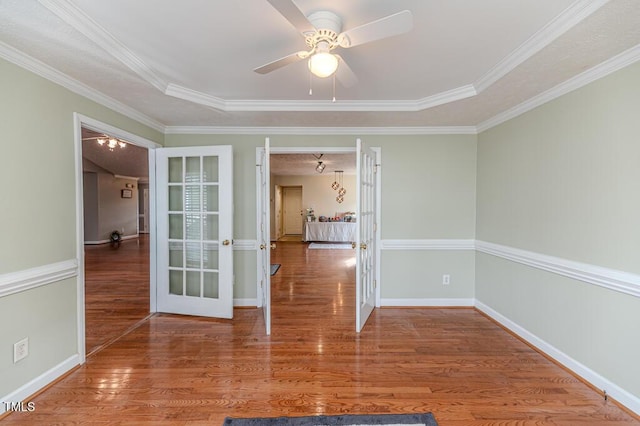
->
[73,113,161,364]
[255,145,382,321]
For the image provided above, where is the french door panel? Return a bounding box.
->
[156,146,233,319]
[356,138,377,332]
[258,138,271,335]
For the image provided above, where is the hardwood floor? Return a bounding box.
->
[84,235,150,355]
[2,241,637,425]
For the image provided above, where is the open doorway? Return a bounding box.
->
[81,127,151,355]
[268,151,358,328]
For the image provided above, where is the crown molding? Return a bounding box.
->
[477,43,640,133]
[0,41,165,132]
[474,0,610,92]
[33,0,610,118]
[166,83,478,112]
[164,126,477,136]
[38,0,168,93]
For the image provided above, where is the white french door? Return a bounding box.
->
[355,138,377,332]
[257,138,271,334]
[156,146,234,318]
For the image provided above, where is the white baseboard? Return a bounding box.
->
[381,298,475,307]
[84,234,139,245]
[475,300,640,416]
[234,298,258,307]
[0,354,80,415]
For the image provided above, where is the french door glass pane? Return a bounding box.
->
[185,185,201,211]
[169,186,183,211]
[169,244,183,267]
[169,270,183,295]
[204,215,219,240]
[185,242,201,269]
[185,214,201,240]
[203,242,219,269]
[186,271,200,297]
[169,214,183,239]
[203,272,219,299]
[186,157,200,182]
[169,157,182,183]
[203,156,219,183]
[204,185,219,212]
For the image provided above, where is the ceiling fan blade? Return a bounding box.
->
[334,55,358,88]
[267,0,316,34]
[338,10,413,48]
[253,51,309,74]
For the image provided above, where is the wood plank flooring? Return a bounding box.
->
[2,241,637,425]
[84,235,150,355]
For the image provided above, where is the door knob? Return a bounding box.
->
[360,243,367,250]
[222,239,231,246]
[351,242,356,249]
[270,243,276,249]
[260,244,266,250]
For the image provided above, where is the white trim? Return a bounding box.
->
[39,0,168,93]
[478,43,640,132]
[0,260,78,298]
[476,240,640,298]
[475,301,640,416]
[474,0,609,92]
[381,239,476,250]
[381,298,475,307]
[0,41,164,133]
[165,126,477,136]
[233,240,258,251]
[234,298,258,307]
[0,354,80,415]
[113,175,140,181]
[74,114,160,364]
[84,234,140,245]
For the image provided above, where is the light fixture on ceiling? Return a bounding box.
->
[308,42,338,78]
[90,136,126,151]
[332,170,346,203]
[313,154,326,173]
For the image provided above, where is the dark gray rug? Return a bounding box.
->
[223,412,438,425]
[270,264,281,276]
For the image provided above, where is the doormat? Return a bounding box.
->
[223,412,438,425]
[270,264,281,276]
[308,243,353,249]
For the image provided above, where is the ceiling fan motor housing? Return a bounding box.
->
[305,11,342,49]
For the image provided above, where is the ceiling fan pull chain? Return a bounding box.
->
[332,73,336,102]
[309,68,313,95]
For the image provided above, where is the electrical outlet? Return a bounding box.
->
[442,274,450,285]
[14,338,28,363]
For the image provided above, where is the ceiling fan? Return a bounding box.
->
[254,0,413,88]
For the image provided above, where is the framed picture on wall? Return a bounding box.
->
[121,189,132,198]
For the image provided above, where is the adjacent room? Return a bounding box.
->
[1,1,639,425]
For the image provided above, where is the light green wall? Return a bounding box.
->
[164,134,478,301]
[0,58,162,398]
[381,250,475,299]
[476,61,640,400]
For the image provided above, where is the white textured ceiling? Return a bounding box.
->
[1,1,640,131]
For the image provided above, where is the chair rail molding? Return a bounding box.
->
[476,240,640,299]
[0,259,78,298]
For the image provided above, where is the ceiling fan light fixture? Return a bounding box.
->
[308,52,338,78]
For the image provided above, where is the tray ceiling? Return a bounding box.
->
[1,0,639,130]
